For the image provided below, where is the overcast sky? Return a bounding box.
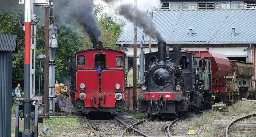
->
[93,0,162,22]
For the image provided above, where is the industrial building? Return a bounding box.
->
[116,0,256,86]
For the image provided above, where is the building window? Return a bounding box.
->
[183,2,197,10]
[231,1,244,9]
[216,2,231,9]
[169,2,182,10]
[243,81,246,85]
[161,2,170,9]
[77,55,85,66]
[198,2,215,9]
[116,56,124,67]
[246,3,256,9]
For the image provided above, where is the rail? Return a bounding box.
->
[225,113,256,137]
[165,118,179,137]
[84,116,100,137]
[115,117,150,137]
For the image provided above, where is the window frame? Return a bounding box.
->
[77,55,85,66]
[116,56,124,67]
[94,53,106,68]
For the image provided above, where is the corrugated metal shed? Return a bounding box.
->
[116,9,256,45]
[0,34,17,137]
[0,34,17,51]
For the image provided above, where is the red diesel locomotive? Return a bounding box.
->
[69,42,126,115]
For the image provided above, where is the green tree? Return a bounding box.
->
[0,8,25,88]
[0,4,122,89]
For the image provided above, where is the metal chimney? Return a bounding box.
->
[189,27,193,36]
[232,27,236,37]
[158,42,167,61]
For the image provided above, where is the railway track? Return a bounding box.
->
[225,113,256,137]
[115,117,150,137]
[164,118,179,137]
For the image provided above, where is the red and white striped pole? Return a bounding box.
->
[23,0,32,136]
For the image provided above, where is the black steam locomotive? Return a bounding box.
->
[138,42,212,118]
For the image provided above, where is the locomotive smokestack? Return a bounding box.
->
[158,41,167,62]
[98,41,103,49]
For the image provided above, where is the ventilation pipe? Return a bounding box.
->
[232,27,236,37]
[189,27,193,36]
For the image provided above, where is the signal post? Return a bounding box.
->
[16,0,55,137]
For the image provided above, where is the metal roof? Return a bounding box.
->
[116,9,256,45]
[0,34,17,51]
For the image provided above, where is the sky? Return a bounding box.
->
[93,0,162,23]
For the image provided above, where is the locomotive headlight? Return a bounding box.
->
[115,83,121,90]
[79,93,86,100]
[115,93,122,101]
[80,83,85,89]
[141,86,147,91]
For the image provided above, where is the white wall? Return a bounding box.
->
[125,47,248,57]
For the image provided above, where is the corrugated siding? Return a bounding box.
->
[0,34,17,51]
[117,9,256,45]
[0,52,12,137]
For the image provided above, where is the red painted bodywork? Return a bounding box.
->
[190,51,230,93]
[24,22,31,64]
[76,70,99,92]
[74,49,125,109]
[101,70,125,92]
[141,92,182,101]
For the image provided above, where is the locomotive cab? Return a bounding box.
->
[69,42,126,115]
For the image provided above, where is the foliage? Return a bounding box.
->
[0,8,25,87]
[0,5,122,90]
[38,117,80,136]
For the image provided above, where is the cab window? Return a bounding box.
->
[77,55,85,66]
[95,54,106,68]
[116,56,124,67]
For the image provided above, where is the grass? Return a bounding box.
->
[182,101,256,137]
[132,113,147,119]
[38,117,81,136]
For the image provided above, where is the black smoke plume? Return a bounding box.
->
[54,0,101,44]
[101,1,163,42]
[117,4,163,42]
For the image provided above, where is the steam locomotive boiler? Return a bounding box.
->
[138,42,213,117]
[69,41,126,115]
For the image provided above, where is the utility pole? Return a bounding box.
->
[44,6,50,114]
[133,0,138,110]
[139,34,145,84]
[149,9,153,53]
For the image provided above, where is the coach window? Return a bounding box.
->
[77,55,85,66]
[95,54,106,68]
[116,56,124,67]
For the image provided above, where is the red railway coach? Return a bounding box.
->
[189,51,231,102]
[69,42,126,115]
